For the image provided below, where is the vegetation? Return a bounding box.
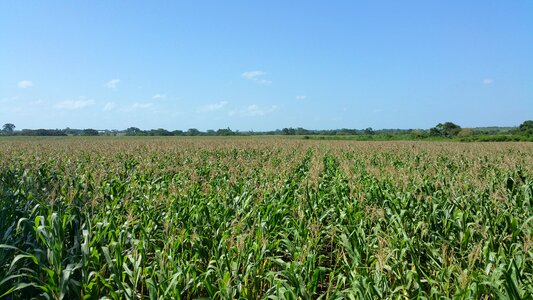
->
[2,121,532,142]
[429,122,462,138]
[1,124,15,134]
[519,121,533,135]
[82,129,100,136]
[1,138,532,299]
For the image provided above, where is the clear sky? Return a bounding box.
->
[1,1,532,131]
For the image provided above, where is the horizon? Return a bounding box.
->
[4,122,524,133]
[2,1,532,131]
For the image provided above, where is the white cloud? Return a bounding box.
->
[127,102,154,110]
[103,102,117,111]
[55,97,95,110]
[482,79,494,85]
[242,71,265,80]
[105,79,121,89]
[296,95,307,100]
[229,104,277,117]
[197,101,228,113]
[18,80,34,89]
[152,93,167,99]
[241,70,272,85]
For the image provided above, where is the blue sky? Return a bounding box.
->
[1,1,532,131]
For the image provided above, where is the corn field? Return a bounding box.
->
[1,137,532,299]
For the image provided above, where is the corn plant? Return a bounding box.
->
[0,138,531,299]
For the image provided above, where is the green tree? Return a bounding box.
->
[172,130,184,136]
[282,128,296,135]
[364,127,375,135]
[216,128,234,136]
[2,123,15,134]
[82,129,99,136]
[187,128,201,136]
[518,120,533,135]
[148,128,172,136]
[125,127,142,136]
[430,122,461,138]
[412,129,428,139]
[458,128,474,137]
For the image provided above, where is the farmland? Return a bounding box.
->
[0,137,532,299]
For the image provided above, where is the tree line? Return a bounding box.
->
[2,121,532,140]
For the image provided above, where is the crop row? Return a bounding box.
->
[0,138,532,299]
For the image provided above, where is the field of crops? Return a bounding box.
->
[0,137,532,299]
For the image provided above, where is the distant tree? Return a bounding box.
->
[63,127,83,136]
[429,127,441,137]
[430,122,461,138]
[2,123,15,133]
[64,127,73,135]
[126,127,142,136]
[148,128,172,136]
[282,128,296,135]
[364,127,375,135]
[216,128,234,136]
[159,129,173,136]
[187,128,200,136]
[295,127,311,135]
[442,122,461,137]
[412,129,428,139]
[82,129,99,136]
[458,128,474,137]
[25,129,67,136]
[337,128,357,135]
[518,120,533,135]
